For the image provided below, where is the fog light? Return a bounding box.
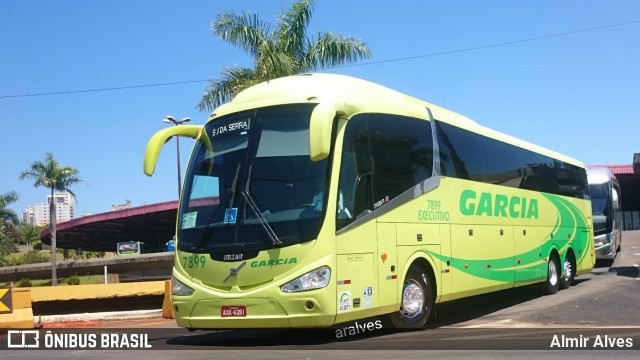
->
[305,301,315,310]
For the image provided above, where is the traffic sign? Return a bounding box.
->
[0,287,12,314]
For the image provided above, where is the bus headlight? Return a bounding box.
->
[172,275,194,296]
[280,266,331,293]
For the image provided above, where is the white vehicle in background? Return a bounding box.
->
[116,241,150,256]
[587,167,622,262]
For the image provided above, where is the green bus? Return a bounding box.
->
[143,73,594,330]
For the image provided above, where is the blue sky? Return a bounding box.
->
[1,0,639,217]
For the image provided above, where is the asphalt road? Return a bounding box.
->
[3,231,640,359]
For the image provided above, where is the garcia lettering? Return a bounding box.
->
[460,189,539,219]
[250,257,298,268]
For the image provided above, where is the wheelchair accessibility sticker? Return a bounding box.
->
[224,208,238,224]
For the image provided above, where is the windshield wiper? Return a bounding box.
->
[228,163,241,208]
[241,164,282,246]
[241,190,282,246]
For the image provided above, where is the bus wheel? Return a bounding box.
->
[542,255,560,295]
[389,266,433,330]
[559,253,575,290]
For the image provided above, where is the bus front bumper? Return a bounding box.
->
[173,297,336,330]
[594,233,615,259]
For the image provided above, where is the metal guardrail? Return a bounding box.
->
[0,252,174,284]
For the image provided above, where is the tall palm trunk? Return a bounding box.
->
[49,187,57,286]
[19,152,81,286]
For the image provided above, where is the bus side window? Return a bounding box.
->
[368,115,432,201]
[353,172,372,218]
[337,117,372,229]
[336,114,434,230]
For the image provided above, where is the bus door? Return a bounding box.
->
[334,116,379,323]
[335,219,378,323]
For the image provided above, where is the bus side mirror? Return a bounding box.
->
[309,102,345,162]
[612,189,620,210]
[144,124,207,176]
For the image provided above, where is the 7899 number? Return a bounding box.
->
[183,255,206,268]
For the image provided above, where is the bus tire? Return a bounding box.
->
[559,252,575,290]
[388,265,434,330]
[542,254,560,295]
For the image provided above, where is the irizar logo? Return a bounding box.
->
[459,189,539,219]
[223,254,243,261]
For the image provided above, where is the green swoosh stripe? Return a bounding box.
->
[542,194,590,264]
[424,194,589,283]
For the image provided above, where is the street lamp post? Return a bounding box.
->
[163,115,191,198]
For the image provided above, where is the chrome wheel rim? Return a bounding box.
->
[400,279,425,319]
[548,259,558,286]
[563,259,573,283]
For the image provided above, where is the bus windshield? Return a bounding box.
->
[178,103,329,254]
[589,182,611,236]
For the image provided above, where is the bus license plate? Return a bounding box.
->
[221,305,246,317]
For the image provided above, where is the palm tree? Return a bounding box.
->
[19,153,82,285]
[0,191,20,245]
[198,0,372,111]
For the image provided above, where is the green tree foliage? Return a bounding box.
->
[0,191,20,265]
[17,223,45,247]
[65,273,81,285]
[16,278,32,287]
[0,191,19,224]
[0,191,20,246]
[198,0,372,111]
[21,250,50,265]
[19,153,83,285]
[3,250,51,266]
[62,248,102,261]
[0,234,18,266]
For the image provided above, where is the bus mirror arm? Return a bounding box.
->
[309,101,347,162]
[143,124,208,176]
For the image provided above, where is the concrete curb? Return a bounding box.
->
[2,280,173,328]
[36,309,163,324]
[0,288,33,329]
[29,281,166,302]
